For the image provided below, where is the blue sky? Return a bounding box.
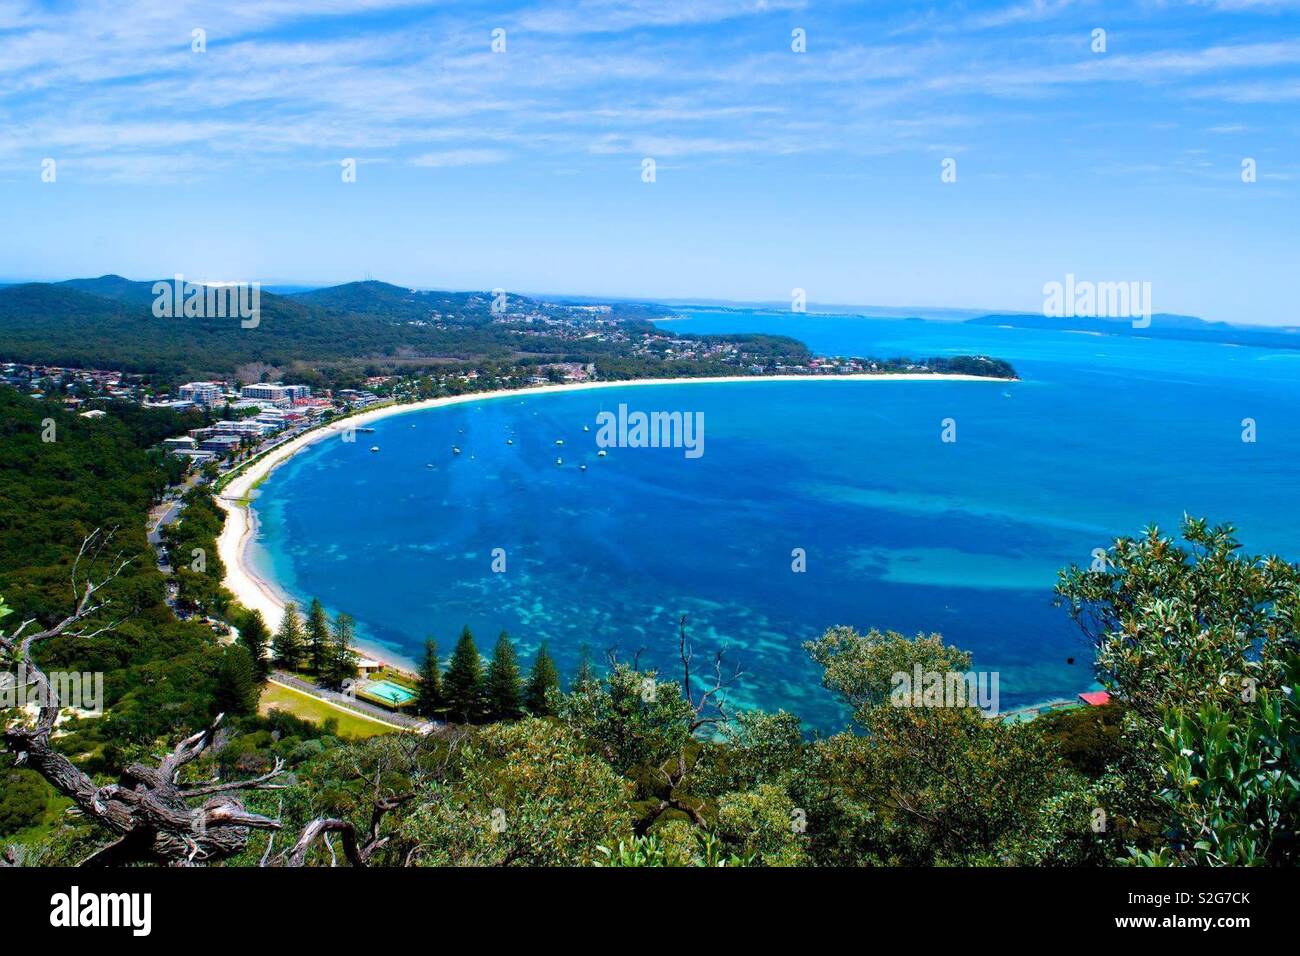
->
[0,0,1297,324]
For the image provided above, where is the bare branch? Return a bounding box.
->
[181,759,286,797]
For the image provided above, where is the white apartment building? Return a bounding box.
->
[178,382,225,406]
[240,382,311,407]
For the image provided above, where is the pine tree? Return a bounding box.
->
[416,637,443,718]
[214,645,259,715]
[525,642,561,717]
[240,609,271,682]
[272,601,305,671]
[443,626,484,724]
[306,597,330,675]
[324,612,358,689]
[486,631,523,721]
[571,642,596,691]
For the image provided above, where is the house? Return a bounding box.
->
[1077,691,1112,707]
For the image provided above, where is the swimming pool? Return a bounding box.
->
[358,678,416,707]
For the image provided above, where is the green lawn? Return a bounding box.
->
[259,682,397,739]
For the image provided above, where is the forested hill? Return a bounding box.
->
[0,276,1017,388]
[0,277,671,383]
[0,388,231,741]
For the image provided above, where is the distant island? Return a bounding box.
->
[967,311,1300,350]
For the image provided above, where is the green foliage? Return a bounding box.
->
[0,390,226,745]
[271,602,305,671]
[692,710,805,798]
[570,643,596,691]
[714,784,807,866]
[1056,517,1299,852]
[1035,703,1127,778]
[0,767,53,837]
[415,638,443,718]
[161,488,229,614]
[796,626,1089,866]
[443,627,485,723]
[239,609,271,683]
[805,625,972,727]
[558,662,696,775]
[396,720,634,867]
[320,613,358,690]
[213,644,260,716]
[524,643,561,717]
[596,824,752,867]
[1129,650,1299,867]
[485,631,523,721]
[305,598,329,675]
[1056,518,1295,735]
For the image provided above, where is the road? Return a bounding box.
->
[146,472,203,572]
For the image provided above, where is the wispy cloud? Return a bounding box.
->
[410,148,509,167]
[1,0,1298,184]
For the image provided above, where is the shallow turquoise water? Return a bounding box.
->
[250,309,1300,730]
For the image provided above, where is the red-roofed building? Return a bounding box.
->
[1078,691,1112,707]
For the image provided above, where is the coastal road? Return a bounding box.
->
[148,474,201,543]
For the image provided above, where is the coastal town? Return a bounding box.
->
[4,344,1009,476]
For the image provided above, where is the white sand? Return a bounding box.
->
[215,373,1012,667]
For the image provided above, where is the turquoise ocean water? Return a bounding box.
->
[248,309,1300,730]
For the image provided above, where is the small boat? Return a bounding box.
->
[555,457,563,466]
[597,449,607,457]
[582,425,590,432]
[425,463,434,469]
[452,446,461,455]
[506,438,514,445]
[555,439,564,446]
[369,446,380,453]
[579,464,587,472]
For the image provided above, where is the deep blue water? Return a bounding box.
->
[249,308,1300,730]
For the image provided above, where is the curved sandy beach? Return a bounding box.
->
[215,373,1012,666]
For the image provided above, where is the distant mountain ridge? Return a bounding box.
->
[967,312,1300,349]
[0,275,665,382]
[58,274,160,308]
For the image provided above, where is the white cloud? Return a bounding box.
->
[410,148,509,168]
